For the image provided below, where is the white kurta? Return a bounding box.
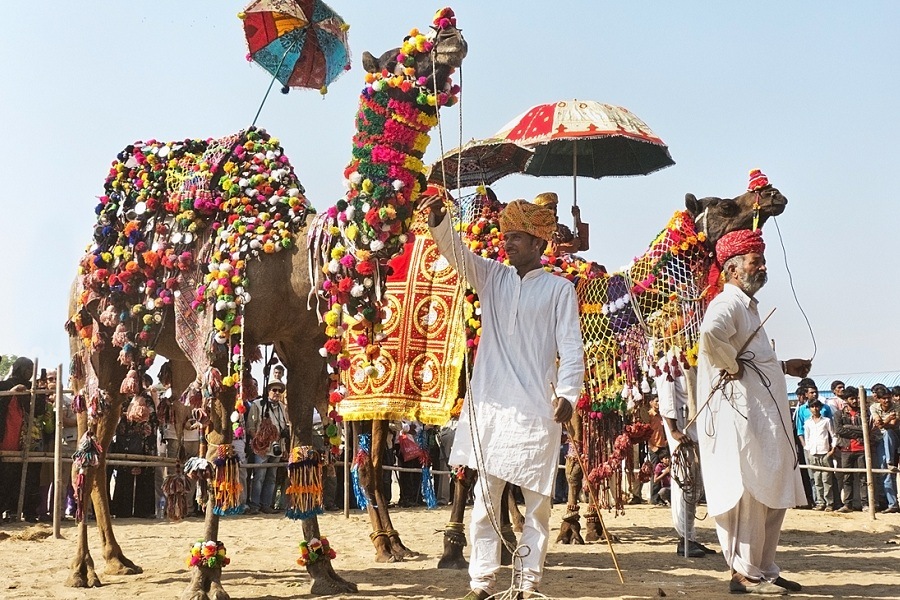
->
[656,373,702,541]
[430,218,584,496]
[696,284,805,516]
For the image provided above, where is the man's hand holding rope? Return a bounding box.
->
[419,193,448,227]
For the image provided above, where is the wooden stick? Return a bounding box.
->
[551,383,625,584]
[858,386,877,520]
[53,364,63,538]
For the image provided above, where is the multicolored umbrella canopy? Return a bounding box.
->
[494,100,674,203]
[241,0,351,94]
[428,137,534,189]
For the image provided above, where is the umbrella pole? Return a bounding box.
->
[572,139,578,207]
[251,39,299,128]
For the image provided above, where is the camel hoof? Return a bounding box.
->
[437,554,469,570]
[66,572,100,588]
[310,575,359,595]
[104,556,143,576]
[556,520,584,545]
[375,551,397,563]
[208,580,231,600]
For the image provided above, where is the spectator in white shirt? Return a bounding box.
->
[803,400,836,511]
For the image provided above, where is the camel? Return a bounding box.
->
[428,181,788,566]
[65,10,467,599]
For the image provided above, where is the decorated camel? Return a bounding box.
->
[65,8,466,598]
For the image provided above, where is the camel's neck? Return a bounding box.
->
[340,88,437,252]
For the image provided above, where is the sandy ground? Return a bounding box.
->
[2,501,900,600]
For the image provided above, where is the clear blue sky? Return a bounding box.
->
[1,1,897,379]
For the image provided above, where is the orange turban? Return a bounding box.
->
[715,229,765,265]
[499,200,556,242]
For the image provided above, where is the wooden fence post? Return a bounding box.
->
[858,385,877,520]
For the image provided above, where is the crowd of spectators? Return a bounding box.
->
[793,380,900,514]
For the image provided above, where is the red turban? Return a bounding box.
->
[715,229,765,265]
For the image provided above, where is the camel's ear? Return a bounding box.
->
[684,193,701,215]
[362,51,379,73]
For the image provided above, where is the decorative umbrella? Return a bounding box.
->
[241,0,351,122]
[494,99,675,204]
[428,137,534,190]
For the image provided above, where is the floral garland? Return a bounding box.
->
[187,540,230,569]
[297,536,337,567]
[71,129,312,391]
[320,10,460,408]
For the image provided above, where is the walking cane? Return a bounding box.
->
[551,383,625,584]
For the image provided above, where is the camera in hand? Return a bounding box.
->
[272,441,283,457]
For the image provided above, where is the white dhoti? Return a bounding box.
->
[714,490,786,580]
[469,472,551,594]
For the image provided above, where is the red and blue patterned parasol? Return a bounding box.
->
[241,0,351,95]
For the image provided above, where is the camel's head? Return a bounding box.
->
[685,184,787,246]
[361,8,467,113]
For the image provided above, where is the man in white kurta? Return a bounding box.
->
[696,227,811,594]
[424,194,584,599]
[655,373,716,558]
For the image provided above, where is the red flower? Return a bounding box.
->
[356,260,374,276]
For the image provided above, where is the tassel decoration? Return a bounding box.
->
[72,431,103,522]
[350,433,371,510]
[285,446,324,520]
[211,445,243,515]
[415,427,437,508]
[162,469,190,521]
[120,368,139,394]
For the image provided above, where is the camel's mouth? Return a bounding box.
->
[433,29,467,68]
[759,187,788,216]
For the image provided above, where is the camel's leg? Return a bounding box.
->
[351,421,394,562]
[66,483,101,588]
[78,348,144,575]
[180,371,237,600]
[372,419,417,561]
[499,483,517,566]
[437,467,475,569]
[276,336,357,593]
[557,411,585,544]
[506,484,525,532]
[556,455,584,545]
[181,499,229,600]
[303,514,359,594]
[93,455,142,575]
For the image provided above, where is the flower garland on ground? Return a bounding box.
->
[70,128,313,393]
[320,9,461,408]
[297,537,337,567]
[187,540,230,569]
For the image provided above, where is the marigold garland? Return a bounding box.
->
[297,536,337,567]
[187,540,230,569]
